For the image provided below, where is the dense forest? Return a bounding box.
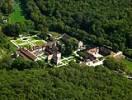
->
[0,63,132,100]
[0,0,132,99]
[20,0,132,52]
[0,0,13,14]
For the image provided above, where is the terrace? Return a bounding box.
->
[11,35,46,48]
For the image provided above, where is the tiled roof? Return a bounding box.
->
[19,48,37,61]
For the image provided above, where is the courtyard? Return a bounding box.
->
[11,35,47,48]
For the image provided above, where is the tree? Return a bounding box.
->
[127,33,132,48]
[3,23,20,37]
[0,63,132,99]
[1,0,13,14]
[38,24,49,40]
[124,49,132,59]
[11,58,32,70]
[61,37,78,56]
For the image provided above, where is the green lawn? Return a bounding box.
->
[15,39,24,44]
[20,44,32,49]
[8,1,26,24]
[32,40,46,46]
[11,35,47,48]
[122,59,132,72]
[11,39,27,46]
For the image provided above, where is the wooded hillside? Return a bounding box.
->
[20,0,132,51]
[0,63,132,100]
[0,0,13,14]
[0,1,132,99]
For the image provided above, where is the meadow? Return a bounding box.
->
[8,0,26,24]
[122,59,132,72]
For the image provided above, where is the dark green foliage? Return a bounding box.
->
[11,57,33,70]
[127,33,132,49]
[2,22,28,37]
[62,37,78,56]
[0,0,13,14]
[0,63,132,100]
[0,32,15,69]
[20,0,132,51]
[0,0,132,99]
[0,32,10,48]
[11,57,48,70]
[38,26,49,40]
[124,49,132,59]
[78,50,87,57]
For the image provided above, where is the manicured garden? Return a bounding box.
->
[11,35,46,48]
[32,40,46,46]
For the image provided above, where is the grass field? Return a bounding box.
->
[8,0,26,24]
[122,59,132,72]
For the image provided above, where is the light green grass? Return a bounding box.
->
[15,39,24,44]
[122,59,132,72]
[11,35,47,48]
[20,44,32,49]
[12,39,27,46]
[8,1,26,24]
[32,40,46,46]
[31,36,41,40]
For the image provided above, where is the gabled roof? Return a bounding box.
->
[83,53,96,61]
[99,47,111,56]
[19,48,37,61]
[78,50,96,61]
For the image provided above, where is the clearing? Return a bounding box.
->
[122,59,132,72]
[8,0,26,24]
